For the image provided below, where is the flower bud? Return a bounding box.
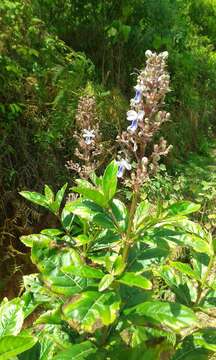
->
[145,50,152,58]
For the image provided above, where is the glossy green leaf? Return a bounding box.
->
[192,328,216,352]
[62,291,121,333]
[74,234,90,246]
[134,201,150,230]
[65,199,112,227]
[93,212,115,229]
[172,329,216,359]
[61,208,74,232]
[125,301,197,332]
[44,185,54,203]
[191,253,210,282]
[112,255,125,276]
[117,272,152,290]
[31,242,89,296]
[90,172,102,187]
[53,341,96,360]
[65,199,94,220]
[110,199,128,232]
[35,307,62,325]
[171,262,200,281]
[200,289,216,308]
[62,264,104,279]
[102,161,118,201]
[159,266,196,306]
[98,274,114,292]
[72,186,107,207]
[149,228,212,255]
[0,335,37,360]
[166,201,201,216]
[19,191,48,209]
[55,183,67,208]
[41,229,63,237]
[0,298,24,337]
[20,234,52,248]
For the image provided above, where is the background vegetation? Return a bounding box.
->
[1,0,216,297]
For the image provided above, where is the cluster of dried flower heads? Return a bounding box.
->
[65,94,103,179]
[66,50,172,190]
[116,50,172,191]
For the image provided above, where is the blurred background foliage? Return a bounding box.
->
[1,0,216,297]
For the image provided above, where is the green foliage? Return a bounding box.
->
[0,298,37,359]
[1,161,214,359]
[31,0,216,157]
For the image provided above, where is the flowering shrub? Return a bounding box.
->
[1,51,216,359]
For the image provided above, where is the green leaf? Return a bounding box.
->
[134,201,150,230]
[61,208,74,231]
[0,298,24,337]
[149,228,212,255]
[93,213,115,229]
[200,289,216,308]
[74,234,90,246]
[192,253,210,282]
[159,266,196,306]
[62,291,121,333]
[31,242,88,296]
[20,234,52,248]
[102,161,118,202]
[117,272,152,290]
[44,185,54,204]
[41,229,63,237]
[125,301,197,332]
[112,255,125,276]
[35,307,62,325]
[62,264,104,279]
[110,199,128,232]
[53,341,96,360]
[172,329,216,359]
[90,172,102,187]
[166,201,201,216]
[66,199,105,222]
[98,274,114,292]
[55,183,67,210]
[0,335,37,360]
[19,191,48,209]
[171,262,200,281]
[192,328,216,352]
[66,199,115,229]
[72,186,107,207]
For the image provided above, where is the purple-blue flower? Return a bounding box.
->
[133,85,143,104]
[82,129,95,145]
[127,110,145,133]
[116,159,131,178]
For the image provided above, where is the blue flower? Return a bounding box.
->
[127,110,145,133]
[116,159,131,178]
[133,85,143,104]
[83,129,95,144]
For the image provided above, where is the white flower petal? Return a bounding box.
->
[127,110,138,121]
[122,159,132,170]
[137,111,145,121]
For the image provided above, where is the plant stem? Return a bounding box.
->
[195,252,214,305]
[122,191,139,262]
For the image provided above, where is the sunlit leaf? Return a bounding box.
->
[62,291,121,333]
[125,301,197,332]
[98,274,114,292]
[102,161,118,202]
[117,272,152,290]
[53,341,96,360]
[0,298,24,337]
[0,335,37,360]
